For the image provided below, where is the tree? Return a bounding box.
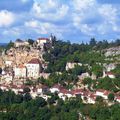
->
[92,64,103,78]
[35,107,51,120]
[23,87,31,93]
[108,93,115,101]
[111,64,120,78]
[90,38,97,46]
[6,41,14,50]
[23,93,32,102]
[34,97,47,107]
[28,39,34,45]
[96,96,103,103]
[14,94,23,103]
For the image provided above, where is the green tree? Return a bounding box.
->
[108,93,115,101]
[28,39,34,45]
[6,41,14,50]
[92,64,103,78]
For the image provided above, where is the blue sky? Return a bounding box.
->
[0,0,120,43]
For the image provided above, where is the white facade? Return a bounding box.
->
[37,88,42,94]
[115,97,120,103]
[26,59,41,78]
[14,66,27,78]
[108,74,115,79]
[95,90,109,99]
[5,61,12,66]
[26,64,40,78]
[78,72,90,80]
[58,93,66,101]
[37,39,48,45]
[50,88,60,93]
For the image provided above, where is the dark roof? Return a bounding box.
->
[28,58,41,64]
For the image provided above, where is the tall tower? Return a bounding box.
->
[49,33,53,42]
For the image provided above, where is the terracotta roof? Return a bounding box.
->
[18,65,26,68]
[38,38,49,40]
[60,88,69,94]
[104,91,111,96]
[96,89,105,93]
[106,72,114,75]
[116,96,120,100]
[52,84,61,89]
[82,91,90,97]
[28,58,40,64]
[71,89,84,95]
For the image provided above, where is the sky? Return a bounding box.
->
[0,0,120,43]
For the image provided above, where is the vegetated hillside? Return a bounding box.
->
[42,39,120,92]
[43,38,120,73]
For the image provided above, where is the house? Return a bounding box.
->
[5,60,12,66]
[115,96,120,103]
[58,88,75,100]
[103,63,116,72]
[66,62,82,71]
[106,72,115,79]
[37,85,49,94]
[14,39,29,47]
[33,38,51,50]
[87,93,96,104]
[14,65,27,78]
[95,89,110,99]
[10,84,24,94]
[36,38,49,45]
[30,88,38,98]
[1,73,13,83]
[71,89,84,95]
[0,84,9,91]
[50,84,62,93]
[26,58,41,78]
[58,88,68,101]
[78,72,90,80]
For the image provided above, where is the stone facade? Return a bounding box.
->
[14,65,27,78]
[26,58,41,78]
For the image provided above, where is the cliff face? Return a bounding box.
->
[0,46,44,68]
[104,46,120,57]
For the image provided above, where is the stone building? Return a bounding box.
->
[14,39,29,47]
[26,58,41,78]
[14,65,27,78]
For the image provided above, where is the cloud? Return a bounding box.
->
[31,0,69,21]
[25,20,39,28]
[24,19,69,38]
[1,0,120,43]
[0,10,15,27]
[72,0,96,11]
[98,4,118,24]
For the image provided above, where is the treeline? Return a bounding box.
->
[0,89,120,120]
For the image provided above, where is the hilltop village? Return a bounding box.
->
[0,36,120,105]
